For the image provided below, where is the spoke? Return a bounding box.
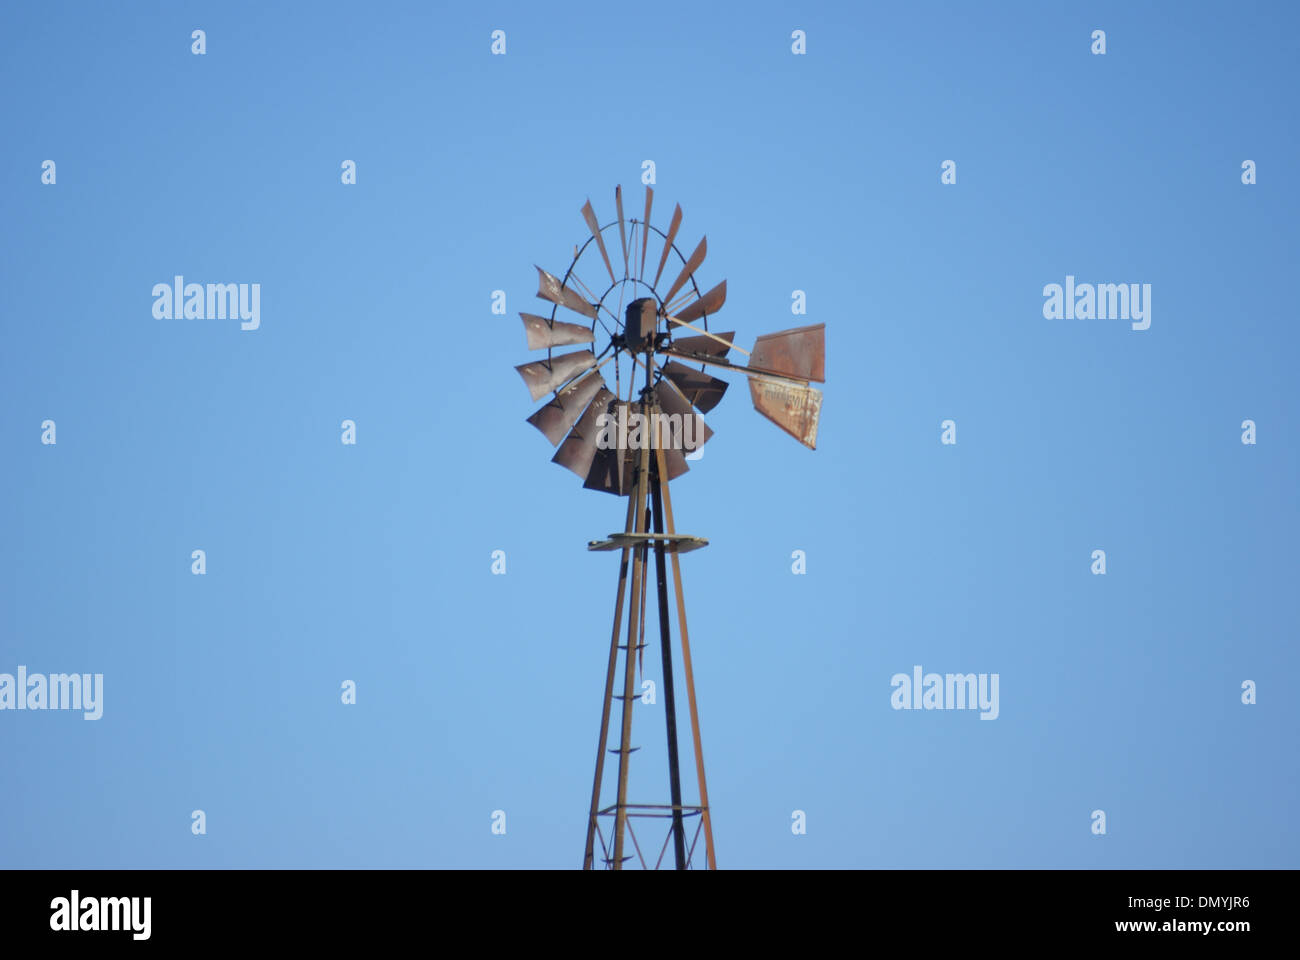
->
[664,289,697,317]
[664,315,749,355]
[569,270,621,331]
[614,273,629,341]
[560,273,613,339]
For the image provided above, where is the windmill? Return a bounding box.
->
[514,185,825,869]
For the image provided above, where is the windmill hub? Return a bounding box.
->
[623,297,658,353]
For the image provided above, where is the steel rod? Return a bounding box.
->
[650,419,687,870]
[663,314,751,356]
[654,441,717,869]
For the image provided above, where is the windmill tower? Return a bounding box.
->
[514,186,825,869]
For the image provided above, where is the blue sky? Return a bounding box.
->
[1,0,1296,868]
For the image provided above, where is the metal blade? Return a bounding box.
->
[514,348,597,401]
[615,185,629,278]
[640,186,653,280]
[659,443,689,483]
[526,370,606,446]
[655,376,713,451]
[583,446,633,496]
[582,400,635,495]
[580,201,617,285]
[520,312,594,350]
[668,330,735,360]
[672,279,726,324]
[662,236,707,307]
[749,379,822,449]
[536,266,598,320]
[553,387,617,478]
[750,323,825,382]
[652,204,683,289]
[660,360,729,414]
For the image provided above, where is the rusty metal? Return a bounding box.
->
[658,441,689,483]
[583,464,642,870]
[662,236,707,307]
[650,443,687,868]
[640,186,653,280]
[654,377,713,451]
[672,279,726,324]
[652,203,683,289]
[587,532,708,554]
[615,185,629,278]
[520,312,595,351]
[654,441,716,869]
[611,387,654,870]
[660,360,728,414]
[536,265,598,319]
[748,379,823,449]
[526,370,606,446]
[553,387,616,479]
[671,329,735,359]
[624,298,657,353]
[514,348,596,402]
[750,323,826,382]
[581,200,617,285]
[583,444,633,496]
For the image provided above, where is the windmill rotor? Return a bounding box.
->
[516,185,827,498]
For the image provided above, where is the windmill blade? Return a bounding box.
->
[536,266,598,320]
[672,280,726,324]
[660,360,729,414]
[652,204,683,289]
[583,446,633,496]
[553,387,617,478]
[659,443,689,483]
[668,330,735,360]
[583,400,635,495]
[526,370,606,446]
[520,312,594,350]
[615,185,629,278]
[662,236,707,307]
[749,379,822,449]
[655,376,713,451]
[750,323,825,382]
[639,186,653,280]
[515,348,596,401]
[580,201,617,285]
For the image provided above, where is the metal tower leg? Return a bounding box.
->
[611,397,653,869]
[583,461,641,869]
[649,433,687,869]
[654,442,717,869]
